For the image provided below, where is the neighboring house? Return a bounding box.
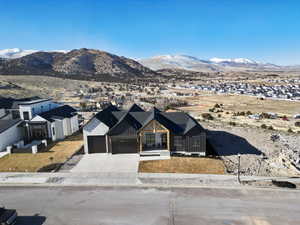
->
[0,97,59,120]
[27,105,79,141]
[0,97,79,146]
[0,119,23,151]
[83,104,206,155]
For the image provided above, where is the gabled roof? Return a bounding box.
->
[128,103,144,112]
[93,104,120,128]
[38,105,77,122]
[87,104,204,136]
[0,119,21,134]
[139,107,183,134]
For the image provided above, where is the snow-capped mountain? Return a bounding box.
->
[139,55,221,72]
[0,48,38,59]
[0,48,69,59]
[209,57,259,64]
[139,55,282,72]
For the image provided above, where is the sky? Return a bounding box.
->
[1,0,300,65]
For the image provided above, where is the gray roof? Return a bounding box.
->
[38,105,77,122]
[0,119,21,134]
[92,104,204,135]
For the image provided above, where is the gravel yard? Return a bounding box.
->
[204,121,300,177]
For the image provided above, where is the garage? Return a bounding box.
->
[87,136,106,153]
[111,136,138,154]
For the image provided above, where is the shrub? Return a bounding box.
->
[229,121,236,126]
[214,103,221,108]
[288,128,294,133]
[268,126,274,130]
[261,124,267,129]
[202,113,214,120]
[218,114,222,118]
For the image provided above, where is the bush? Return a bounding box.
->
[202,113,214,120]
[261,124,267,129]
[229,121,236,126]
[268,126,274,130]
[218,114,222,118]
[214,103,221,108]
[288,128,294,133]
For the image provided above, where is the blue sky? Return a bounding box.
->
[1,0,300,65]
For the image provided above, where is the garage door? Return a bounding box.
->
[111,137,138,154]
[87,136,106,153]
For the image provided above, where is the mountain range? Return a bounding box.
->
[138,55,283,72]
[0,48,155,80]
[0,48,299,81]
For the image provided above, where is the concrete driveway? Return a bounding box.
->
[71,154,139,173]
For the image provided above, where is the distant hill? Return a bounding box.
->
[0,48,156,80]
[139,55,283,72]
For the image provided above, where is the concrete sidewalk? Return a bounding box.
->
[0,172,299,189]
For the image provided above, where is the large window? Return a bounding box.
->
[145,133,155,146]
[174,136,184,151]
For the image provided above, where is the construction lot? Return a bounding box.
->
[0,133,83,172]
[205,121,300,177]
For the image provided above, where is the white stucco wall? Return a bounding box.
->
[0,122,23,152]
[83,118,109,154]
[19,100,59,120]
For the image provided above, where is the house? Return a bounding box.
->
[0,97,59,120]
[0,119,23,151]
[83,104,206,156]
[0,96,79,149]
[26,105,79,142]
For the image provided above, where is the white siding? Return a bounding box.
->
[83,118,109,154]
[53,119,65,141]
[0,122,23,151]
[70,115,79,134]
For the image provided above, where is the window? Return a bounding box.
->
[23,111,30,120]
[52,127,55,136]
[12,110,20,119]
[174,136,184,151]
[145,133,155,146]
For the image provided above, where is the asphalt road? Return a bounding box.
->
[0,186,300,225]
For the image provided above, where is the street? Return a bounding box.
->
[0,186,299,225]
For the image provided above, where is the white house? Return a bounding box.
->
[0,97,59,120]
[0,119,23,152]
[29,105,79,141]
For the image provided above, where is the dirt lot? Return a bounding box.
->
[0,133,83,172]
[139,157,225,174]
[178,94,300,132]
[203,121,300,177]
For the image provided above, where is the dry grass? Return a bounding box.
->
[0,133,83,172]
[139,157,225,174]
